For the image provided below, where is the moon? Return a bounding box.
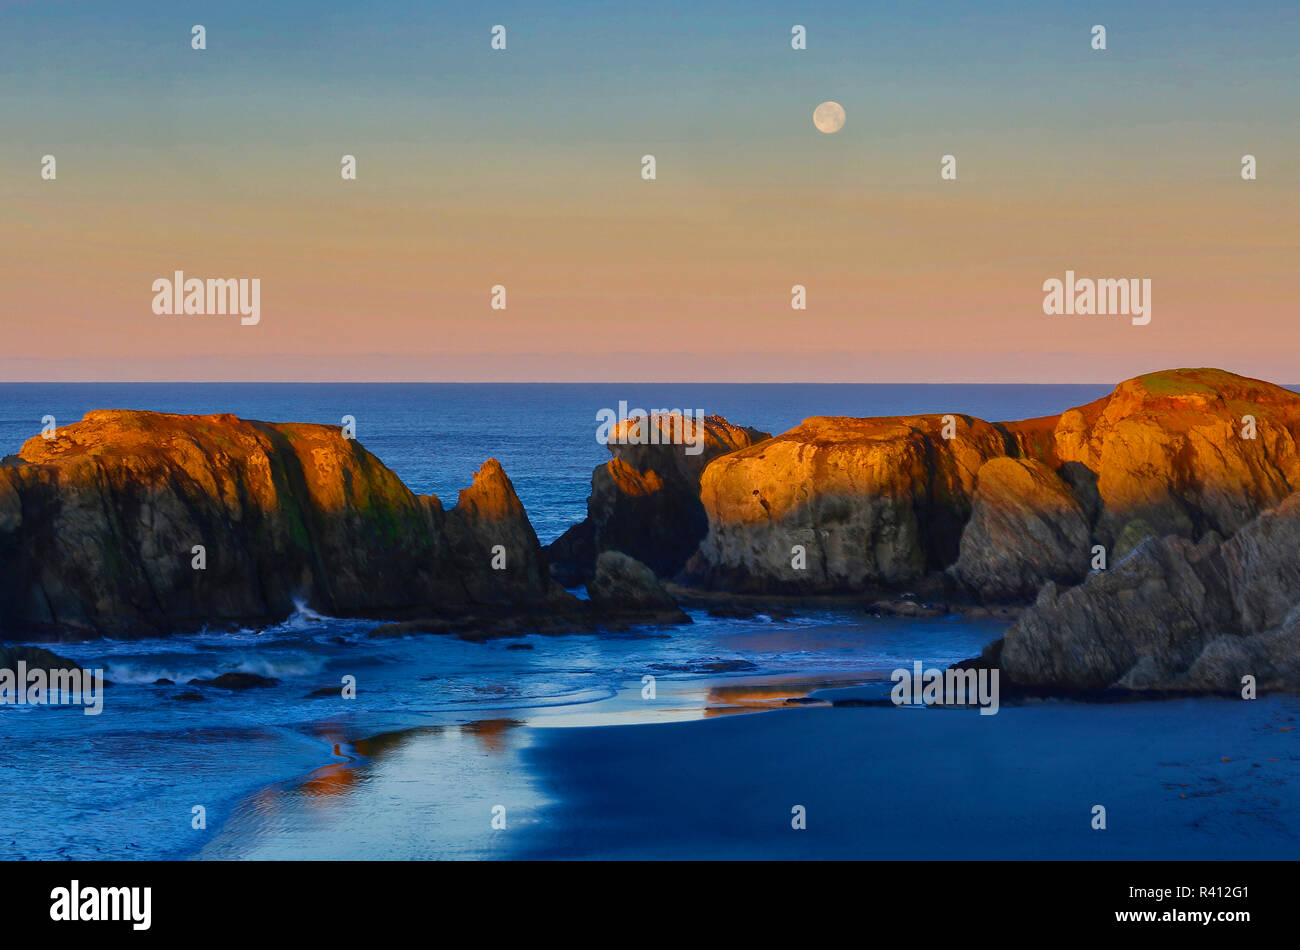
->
[813,101,846,134]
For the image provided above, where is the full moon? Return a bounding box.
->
[813,101,846,134]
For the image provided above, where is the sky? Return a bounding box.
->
[1,0,1297,383]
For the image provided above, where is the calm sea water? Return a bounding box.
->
[4,383,1292,859]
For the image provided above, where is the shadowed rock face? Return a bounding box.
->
[685,368,1300,598]
[948,457,1091,601]
[0,410,570,640]
[545,412,770,584]
[1000,492,1300,691]
[0,643,84,674]
[586,551,690,626]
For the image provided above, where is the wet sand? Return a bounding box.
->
[195,675,1300,860]
[514,693,1300,859]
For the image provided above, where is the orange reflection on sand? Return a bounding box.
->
[701,681,832,718]
[459,718,523,754]
[299,763,358,799]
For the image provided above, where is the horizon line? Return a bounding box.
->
[3,379,1299,387]
[0,379,1162,386]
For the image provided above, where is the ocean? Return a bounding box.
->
[2,383,1296,860]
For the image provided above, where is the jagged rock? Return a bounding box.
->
[441,459,566,605]
[1177,614,1300,692]
[587,551,690,625]
[951,637,1003,673]
[0,410,572,639]
[948,457,1091,601]
[999,492,1300,691]
[1221,493,1300,632]
[546,413,768,584]
[999,536,1235,690]
[0,643,83,674]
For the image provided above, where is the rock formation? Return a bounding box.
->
[5,369,1298,693]
[441,459,557,605]
[0,410,570,640]
[683,369,1300,601]
[0,642,84,675]
[997,491,1300,692]
[949,457,1091,601]
[586,551,690,626]
[546,412,769,584]
[684,414,1010,593]
[1034,368,1300,552]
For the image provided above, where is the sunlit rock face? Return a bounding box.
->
[0,411,566,639]
[545,412,770,585]
[1042,369,1300,555]
[685,414,1010,593]
[686,369,1300,598]
[442,458,559,606]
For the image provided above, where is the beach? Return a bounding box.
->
[193,671,1300,860]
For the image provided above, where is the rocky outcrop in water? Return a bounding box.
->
[545,412,769,585]
[0,410,571,640]
[998,492,1300,692]
[0,642,84,674]
[683,369,1300,602]
[6,370,1298,693]
[683,414,1010,593]
[587,551,690,626]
